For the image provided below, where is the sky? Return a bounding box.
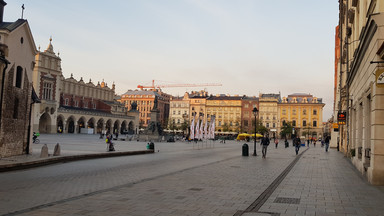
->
[6,0,338,121]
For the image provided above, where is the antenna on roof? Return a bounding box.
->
[21,4,25,19]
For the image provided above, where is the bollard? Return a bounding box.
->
[40,144,49,158]
[242,143,249,156]
[53,143,61,156]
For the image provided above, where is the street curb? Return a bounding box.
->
[0,150,154,172]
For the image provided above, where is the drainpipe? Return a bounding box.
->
[0,54,10,129]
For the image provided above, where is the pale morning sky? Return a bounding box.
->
[6,0,338,121]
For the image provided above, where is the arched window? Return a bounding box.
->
[16,66,23,88]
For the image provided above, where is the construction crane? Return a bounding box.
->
[137,80,222,90]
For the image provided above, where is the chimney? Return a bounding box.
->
[0,1,6,23]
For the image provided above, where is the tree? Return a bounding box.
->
[181,121,189,133]
[280,121,293,138]
[222,122,230,132]
[252,120,267,135]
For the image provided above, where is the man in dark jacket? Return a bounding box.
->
[294,136,301,155]
[261,134,270,158]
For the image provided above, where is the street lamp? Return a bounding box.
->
[253,107,258,156]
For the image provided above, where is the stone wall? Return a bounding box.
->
[0,65,32,157]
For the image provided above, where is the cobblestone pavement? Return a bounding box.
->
[1,136,383,216]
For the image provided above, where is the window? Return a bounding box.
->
[218,121,222,126]
[178,110,181,115]
[266,123,270,128]
[75,101,79,107]
[282,109,286,115]
[313,121,317,127]
[84,102,88,108]
[293,109,296,115]
[173,110,176,115]
[292,120,296,126]
[303,120,307,127]
[42,82,53,100]
[244,120,248,127]
[313,109,317,115]
[303,109,307,115]
[16,66,23,88]
[177,119,180,124]
[93,103,96,109]
[65,98,69,106]
[245,104,249,108]
[273,123,275,128]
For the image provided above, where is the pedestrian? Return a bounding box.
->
[313,139,316,147]
[284,138,289,148]
[294,136,301,155]
[261,134,270,158]
[325,135,330,152]
[106,134,115,151]
[274,138,279,148]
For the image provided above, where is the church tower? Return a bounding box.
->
[32,38,63,133]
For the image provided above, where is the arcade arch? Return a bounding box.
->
[39,112,51,133]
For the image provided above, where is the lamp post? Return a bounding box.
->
[253,107,258,156]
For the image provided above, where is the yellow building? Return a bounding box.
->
[259,93,280,138]
[206,95,242,132]
[279,93,324,139]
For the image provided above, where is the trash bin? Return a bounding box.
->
[149,142,155,151]
[242,143,249,156]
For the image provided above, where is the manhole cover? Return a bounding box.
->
[189,188,203,191]
[274,197,300,204]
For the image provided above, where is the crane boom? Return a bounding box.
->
[137,80,222,90]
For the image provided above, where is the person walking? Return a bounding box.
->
[284,138,289,148]
[294,136,301,155]
[261,135,270,158]
[274,138,279,148]
[325,135,330,152]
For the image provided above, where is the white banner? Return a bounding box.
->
[204,119,208,139]
[211,116,215,139]
[195,118,200,140]
[190,116,195,140]
[199,120,204,140]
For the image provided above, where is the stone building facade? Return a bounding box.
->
[335,0,384,185]
[241,96,259,134]
[206,95,242,132]
[169,93,190,129]
[259,93,280,138]
[119,89,170,128]
[279,93,325,139]
[0,1,38,157]
[32,40,138,135]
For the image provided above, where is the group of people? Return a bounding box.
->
[259,134,331,158]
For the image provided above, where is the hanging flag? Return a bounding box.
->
[195,118,200,140]
[200,120,204,140]
[211,116,216,140]
[189,116,195,140]
[204,119,208,139]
